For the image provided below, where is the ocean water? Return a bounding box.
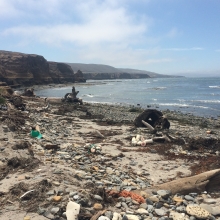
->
[34,77,220,118]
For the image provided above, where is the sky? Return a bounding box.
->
[0,0,220,77]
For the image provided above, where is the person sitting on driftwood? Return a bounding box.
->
[63,86,83,105]
[72,86,79,99]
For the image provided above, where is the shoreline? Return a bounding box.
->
[17,80,220,120]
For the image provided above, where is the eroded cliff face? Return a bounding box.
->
[0,50,85,86]
[83,72,150,80]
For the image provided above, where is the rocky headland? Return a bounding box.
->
[0,50,86,87]
[0,89,220,220]
[0,50,182,87]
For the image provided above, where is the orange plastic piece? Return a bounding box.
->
[119,190,145,204]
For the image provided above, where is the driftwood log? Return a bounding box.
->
[134,109,170,129]
[153,169,220,194]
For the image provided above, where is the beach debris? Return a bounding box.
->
[30,126,42,139]
[91,210,107,220]
[62,86,83,104]
[93,130,105,138]
[134,109,170,130]
[20,190,35,200]
[112,213,122,220]
[131,134,153,146]
[85,143,102,153]
[22,88,35,97]
[9,96,26,110]
[35,99,50,112]
[154,168,220,194]
[66,201,80,220]
[108,190,145,204]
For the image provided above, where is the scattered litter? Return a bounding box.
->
[84,143,102,153]
[20,190,35,200]
[66,201,80,220]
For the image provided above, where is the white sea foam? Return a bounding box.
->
[209,86,220,88]
[194,100,220,103]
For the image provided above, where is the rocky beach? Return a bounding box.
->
[0,93,220,220]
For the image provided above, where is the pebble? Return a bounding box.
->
[93,203,103,210]
[154,208,167,216]
[94,195,103,201]
[53,196,62,202]
[51,207,59,214]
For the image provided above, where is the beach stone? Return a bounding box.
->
[211,206,220,216]
[122,202,128,209]
[147,205,154,213]
[24,217,31,220]
[170,211,189,220]
[173,196,184,203]
[136,208,148,214]
[200,203,220,216]
[51,207,59,214]
[93,203,103,210]
[176,205,186,212]
[122,215,128,220]
[53,196,62,202]
[155,202,163,209]
[105,211,113,220]
[98,216,110,220]
[148,195,159,202]
[115,202,121,208]
[203,198,217,204]
[155,208,166,216]
[112,212,122,220]
[126,215,139,220]
[185,195,195,201]
[157,190,171,199]
[139,203,148,209]
[69,191,78,197]
[52,181,60,186]
[73,195,79,200]
[94,195,103,201]
[146,198,154,205]
[186,205,210,219]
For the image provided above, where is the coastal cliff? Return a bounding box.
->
[0,50,86,86]
[83,72,150,80]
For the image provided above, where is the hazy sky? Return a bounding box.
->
[0,0,220,76]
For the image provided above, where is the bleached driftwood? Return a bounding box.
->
[93,130,105,138]
[153,169,220,194]
[141,120,155,131]
[90,210,106,220]
[20,190,35,199]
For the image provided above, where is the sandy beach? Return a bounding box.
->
[0,96,220,220]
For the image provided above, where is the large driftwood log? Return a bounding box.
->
[153,169,220,194]
[134,109,170,129]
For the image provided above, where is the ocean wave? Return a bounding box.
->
[158,103,190,107]
[157,103,212,109]
[194,100,220,103]
[209,86,220,88]
[83,94,94,97]
[148,87,167,90]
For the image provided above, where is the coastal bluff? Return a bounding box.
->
[0,50,86,86]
